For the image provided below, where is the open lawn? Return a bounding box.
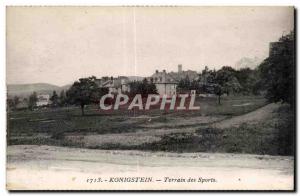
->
[7,95,294,155]
[8,95,266,135]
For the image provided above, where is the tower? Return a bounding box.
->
[178,64,182,73]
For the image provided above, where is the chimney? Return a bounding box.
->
[110,76,114,85]
[178,64,182,73]
[162,70,166,83]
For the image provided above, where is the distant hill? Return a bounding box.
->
[60,84,72,91]
[7,83,71,98]
[7,77,144,98]
[234,57,263,70]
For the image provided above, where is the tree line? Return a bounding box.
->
[8,31,294,114]
[8,77,157,116]
[177,31,294,105]
[177,66,260,104]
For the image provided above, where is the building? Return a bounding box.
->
[178,64,182,73]
[36,94,50,107]
[168,64,199,81]
[150,65,198,96]
[95,76,131,94]
[151,70,177,96]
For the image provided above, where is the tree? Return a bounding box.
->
[205,69,217,84]
[190,80,200,92]
[7,96,20,110]
[50,91,59,107]
[198,67,217,94]
[177,75,191,91]
[129,79,157,98]
[213,84,222,104]
[213,66,241,104]
[28,92,37,110]
[235,68,259,95]
[59,90,66,106]
[7,98,15,110]
[66,76,108,116]
[13,96,20,109]
[258,31,295,105]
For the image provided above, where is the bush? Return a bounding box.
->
[51,131,65,140]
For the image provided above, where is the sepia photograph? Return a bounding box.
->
[6,6,295,191]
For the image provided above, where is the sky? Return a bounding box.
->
[7,6,294,86]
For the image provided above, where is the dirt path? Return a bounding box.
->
[79,104,279,148]
[212,103,280,129]
[7,145,294,190]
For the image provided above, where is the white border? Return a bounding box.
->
[1,0,298,6]
[1,0,299,195]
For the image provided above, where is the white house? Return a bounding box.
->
[96,76,131,94]
[36,94,50,107]
[150,70,178,96]
[150,65,198,96]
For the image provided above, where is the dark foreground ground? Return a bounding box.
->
[6,96,295,190]
[7,96,294,155]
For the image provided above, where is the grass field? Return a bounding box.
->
[7,95,294,155]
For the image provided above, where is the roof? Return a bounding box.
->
[151,72,178,84]
[96,76,130,88]
[151,70,198,84]
[169,70,199,81]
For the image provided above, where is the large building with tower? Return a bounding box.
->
[150,64,199,96]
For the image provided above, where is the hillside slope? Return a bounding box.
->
[212,103,280,129]
[7,83,70,97]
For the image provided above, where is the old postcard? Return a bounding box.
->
[6,6,295,191]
